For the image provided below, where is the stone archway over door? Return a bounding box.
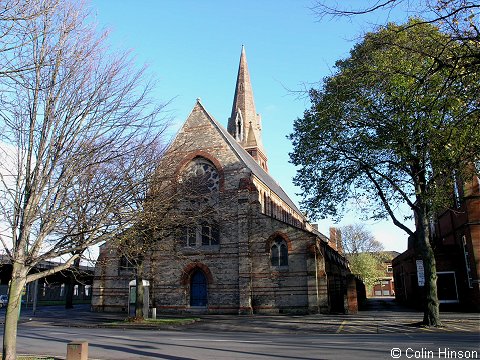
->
[190,270,208,306]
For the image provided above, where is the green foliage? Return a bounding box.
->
[290,19,480,231]
[313,2,479,74]
[347,252,385,289]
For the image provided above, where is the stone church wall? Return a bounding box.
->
[92,102,355,315]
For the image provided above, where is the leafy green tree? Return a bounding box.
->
[312,1,479,56]
[289,19,480,326]
[313,1,479,108]
[340,224,385,292]
[348,252,385,290]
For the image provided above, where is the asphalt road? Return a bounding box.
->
[2,299,479,359]
[10,325,480,360]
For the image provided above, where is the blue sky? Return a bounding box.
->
[89,0,413,252]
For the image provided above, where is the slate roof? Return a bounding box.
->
[197,100,304,218]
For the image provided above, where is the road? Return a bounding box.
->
[2,298,479,359]
[9,325,480,360]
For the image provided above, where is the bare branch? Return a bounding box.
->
[25,253,80,283]
[0,1,170,356]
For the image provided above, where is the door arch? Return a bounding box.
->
[190,270,208,307]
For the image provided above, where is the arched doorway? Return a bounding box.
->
[190,270,208,307]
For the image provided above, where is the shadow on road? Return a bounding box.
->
[362,297,411,312]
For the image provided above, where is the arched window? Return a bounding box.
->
[183,157,219,193]
[280,243,288,266]
[237,120,242,140]
[235,111,243,141]
[271,243,279,266]
[270,236,288,267]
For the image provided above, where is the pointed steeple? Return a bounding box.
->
[228,46,268,172]
[246,121,258,148]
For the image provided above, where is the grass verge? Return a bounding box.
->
[107,317,200,327]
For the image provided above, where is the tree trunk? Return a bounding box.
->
[416,206,442,326]
[65,257,81,309]
[135,281,144,319]
[2,264,28,360]
[65,277,74,309]
[135,263,144,319]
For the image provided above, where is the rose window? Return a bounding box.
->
[184,158,219,193]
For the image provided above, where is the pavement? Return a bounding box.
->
[11,297,480,334]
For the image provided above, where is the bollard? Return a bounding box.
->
[67,340,88,360]
[151,307,157,319]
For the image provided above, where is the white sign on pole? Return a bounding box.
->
[416,260,425,287]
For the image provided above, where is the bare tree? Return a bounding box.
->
[0,0,61,75]
[0,0,168,358]
[312,0,479,33]
[340,224,385,291]
[106,142,176,320]
[340,224,384,255]
[312,1,480,69]
[111,141,226,320]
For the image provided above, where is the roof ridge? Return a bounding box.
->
[195,100,304,217]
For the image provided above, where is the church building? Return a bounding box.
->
[92,47,356,314]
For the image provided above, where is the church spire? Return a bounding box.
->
[228,46,268,172]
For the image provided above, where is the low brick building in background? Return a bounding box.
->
[371,251,399,297]
[92,47,357,315]
[393,175,480,311]
[0,256,93,306]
